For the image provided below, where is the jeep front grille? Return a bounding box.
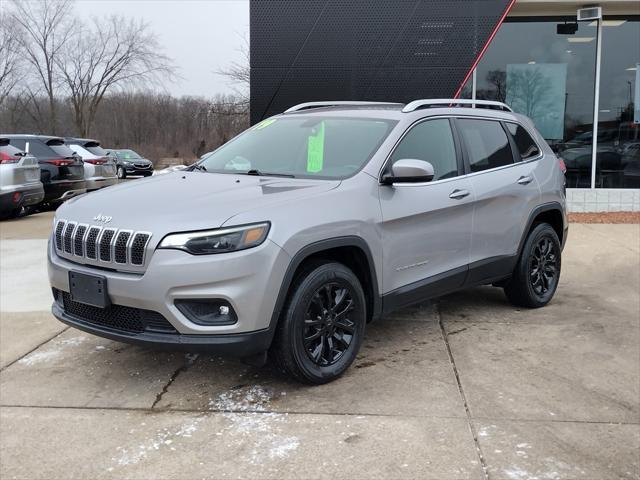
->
[54,219,152,268]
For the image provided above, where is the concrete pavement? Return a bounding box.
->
[0,212,638,479]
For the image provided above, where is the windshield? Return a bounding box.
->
[199,116,397,179]
[117,149,142,160]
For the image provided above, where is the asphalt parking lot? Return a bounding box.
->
[0,212,638,480]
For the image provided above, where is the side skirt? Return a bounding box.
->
[381,255,518,315]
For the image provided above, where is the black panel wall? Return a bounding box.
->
[250,0,513,124]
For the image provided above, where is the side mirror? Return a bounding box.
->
[382,159,435,185]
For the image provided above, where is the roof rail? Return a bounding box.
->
[402,99,513,113]
[284,101,403,113]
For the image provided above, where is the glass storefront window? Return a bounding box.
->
[459,16,640,189]
[595,20,640,188]
[466,18,598,188]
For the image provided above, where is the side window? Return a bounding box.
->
[389,119,458,181]
[506,122,541,160]
[458,119,514,172]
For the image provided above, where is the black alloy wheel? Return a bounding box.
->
[504,223,562,308]
[303,283,356,366]
[272,261,366,384]
[528,236,559,296]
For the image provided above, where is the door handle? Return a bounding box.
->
[449,189,470,200]
[517,175,534,185]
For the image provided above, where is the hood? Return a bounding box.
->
[125,158,152,164]
[56,171,340,239]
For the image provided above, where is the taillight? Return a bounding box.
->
[84,158,107,165]
[557,157,567,174]
[0,152,19,164]
[44,159,75,166]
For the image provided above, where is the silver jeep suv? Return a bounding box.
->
[48,99,568,384]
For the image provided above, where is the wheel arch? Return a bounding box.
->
[268,237,381,342]
[518,202,567,257]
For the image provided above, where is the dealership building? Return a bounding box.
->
[250,0,640,211]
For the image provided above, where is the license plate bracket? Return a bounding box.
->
[69,271,109,308]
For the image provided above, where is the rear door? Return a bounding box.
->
[456,118,542,282]
[379,118,475,304]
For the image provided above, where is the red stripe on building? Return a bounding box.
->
[453,0,517,99]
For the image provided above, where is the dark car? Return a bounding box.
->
[5,135,86,206]
[106,149,154,178]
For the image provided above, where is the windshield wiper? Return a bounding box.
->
[189,164,207,172]
[246,169,295,178]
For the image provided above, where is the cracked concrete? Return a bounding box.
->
[1,213,638,479]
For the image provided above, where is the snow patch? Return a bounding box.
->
[209,385,300,464]
[18,336,87,366]
[112,417,203,467]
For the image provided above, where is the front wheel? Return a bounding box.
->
[117,166,126,179]
[271,261,366,384]
[504,223,561,308]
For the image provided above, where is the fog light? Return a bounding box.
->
[175,299,237,326]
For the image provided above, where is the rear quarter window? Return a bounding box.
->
[506,123,541,160]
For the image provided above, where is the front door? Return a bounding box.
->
[379,118,475,308]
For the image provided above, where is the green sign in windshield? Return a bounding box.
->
[306,121,325,173]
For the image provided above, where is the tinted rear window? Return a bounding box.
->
[11,139,75,158]
[85,145,107,156]
[458,119,514,172]
[506,123,541,160]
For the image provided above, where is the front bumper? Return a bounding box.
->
[51,301,273,355]
[48,238,291,351]
[124,165,153,176]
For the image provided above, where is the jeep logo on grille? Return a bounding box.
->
[93,213,113,224]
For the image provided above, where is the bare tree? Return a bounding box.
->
[217,33,250,106]
[0,13,23,106]
[9,0,75,134]
[57,15,175,137]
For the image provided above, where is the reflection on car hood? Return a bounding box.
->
[56,172,340,238]
[123,158,151,164]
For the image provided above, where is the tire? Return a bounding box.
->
[117,166,126,179]
[504,223,561,308]
[0,208,19,220]
[271,261,366,384]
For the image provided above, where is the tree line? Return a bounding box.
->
[0,0,248,162]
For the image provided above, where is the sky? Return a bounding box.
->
[73,0,249,98]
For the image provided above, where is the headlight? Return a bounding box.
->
[158,222,270,255]
[124,161,133,165]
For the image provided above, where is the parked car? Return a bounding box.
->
[0,138,44,219]
[106,149,154,178]
[48,99,567,384]
[4,135,86,207]
[65,138,117,191]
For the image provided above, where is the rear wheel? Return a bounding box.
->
[117,166,126,179]
[504,223,561,308]
[0,208,20,220]
[272,261,366,384]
